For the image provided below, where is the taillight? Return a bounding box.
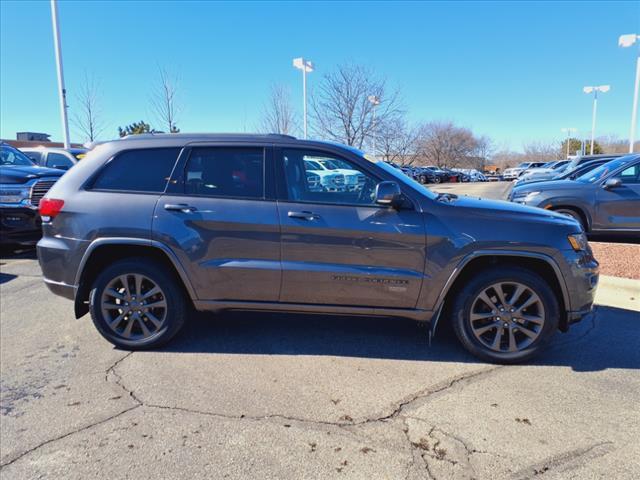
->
[39,198,65,218]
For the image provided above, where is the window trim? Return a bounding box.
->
[85,147,183,194]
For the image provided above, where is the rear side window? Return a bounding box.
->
[46,152,74,169]
[91,148,181,192]
[184,147,264,198]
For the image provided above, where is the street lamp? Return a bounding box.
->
[583,85,610,155]
[293,57,314,139]
[619,33,639,153]
[561,127,577,158]
[50,0,70,148]
[368,95,380,158]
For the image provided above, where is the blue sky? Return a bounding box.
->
[1,1,638,151]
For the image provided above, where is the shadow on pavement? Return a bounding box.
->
[0,272,18,284]
[158,304,639,372]
[0,246,38,260]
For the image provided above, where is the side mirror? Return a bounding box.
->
[374,181,402,207]
[603,177,622,190]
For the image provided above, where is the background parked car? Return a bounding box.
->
[502,162,547,180]
[21,147,87,171]
[0,144,64,246]
[517,158,614,187]
[509,154,640,236]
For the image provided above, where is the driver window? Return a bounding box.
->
[282,149,378,205]
[618,164,639,184]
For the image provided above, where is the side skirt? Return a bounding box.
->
[193,300,434,322]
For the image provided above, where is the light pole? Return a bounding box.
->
[619,33,640,153]
[293,58,313,139]
[561,127,577,158]
[367,95,380,158]
[50,0,70,148]
[583,85,610,155]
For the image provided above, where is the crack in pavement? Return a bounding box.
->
[510,441,615,479]
[0,405,141,468]
[0,351,503,471]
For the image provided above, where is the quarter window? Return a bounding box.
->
[91,148,181,192]
[282,149,378,205]
[184,147,264,198]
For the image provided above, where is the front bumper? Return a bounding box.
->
[557,248,599,329]
[0,206,41,245]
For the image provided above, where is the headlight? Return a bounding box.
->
[511,190,540,202]
[0,184,31,204]
[567,232,589,252]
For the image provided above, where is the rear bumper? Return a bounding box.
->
[43,277,76,300]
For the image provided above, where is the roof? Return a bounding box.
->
[115,133,298,143]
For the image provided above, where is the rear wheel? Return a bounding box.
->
[89,259,187,349]
[451,266,559,364]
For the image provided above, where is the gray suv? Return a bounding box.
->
[510,155,640,236]
[37,134,599,363]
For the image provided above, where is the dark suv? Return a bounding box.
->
[37,134,599,363]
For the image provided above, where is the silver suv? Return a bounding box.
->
[37,134,599,363]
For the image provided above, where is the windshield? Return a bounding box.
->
[376,160,437,200]
[576,156,636,183]
[552,161,568,169]
[517,163,531,168]
[1,145,35,166]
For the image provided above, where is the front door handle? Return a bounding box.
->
[164,203,197,213]
[288,210,320,221]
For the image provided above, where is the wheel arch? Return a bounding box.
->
[436,251,571,333]
[74,238,196,319]
[549,205,591,231]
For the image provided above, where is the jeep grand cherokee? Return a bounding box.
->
[37,134,599,363]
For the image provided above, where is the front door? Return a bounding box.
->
[594,161,640,231]
[153,145,281,301]
[276,148,426,308]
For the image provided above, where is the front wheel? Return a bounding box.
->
[89,259,187,350]
[451,266,559,364]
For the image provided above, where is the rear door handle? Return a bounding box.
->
[288,210,320,221]
[164,203,197,213]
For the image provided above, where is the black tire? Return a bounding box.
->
[89,258,187,350]
[451,266,559,364]
[433,177,441,184]
[554,208,587,231]
[419,175,428,184]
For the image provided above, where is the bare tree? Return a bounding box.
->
[72,73,105,142]
[414,121,478,167]
[310,64,402,149]
[521,141,561,163]
[151,67,180,133]
[260,84,298,135]
[376,117,419,165]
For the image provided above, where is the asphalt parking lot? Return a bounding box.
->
[1,183,639,480]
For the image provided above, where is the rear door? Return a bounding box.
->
[594,160,640,231]
[276,147,426,308]
[153,145,281,302]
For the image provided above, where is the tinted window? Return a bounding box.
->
[25,151,43,163]
[92,148,180,192]
[282,149,378,205]
[46,152,74,169]
[577,157,635,183]
[184,147,264,198]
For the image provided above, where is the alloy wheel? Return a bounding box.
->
[469,281,545,353]
[101,273,168,341]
